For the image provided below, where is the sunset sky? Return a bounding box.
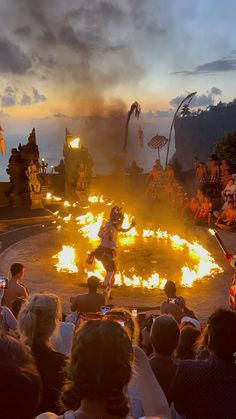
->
[0,0,236,176]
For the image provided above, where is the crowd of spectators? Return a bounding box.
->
[1,262,236,419]
[191,155,236,229]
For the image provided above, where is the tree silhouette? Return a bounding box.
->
[214,131,236,165]
[180,104,191,117]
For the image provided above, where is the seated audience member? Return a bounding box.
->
[194,326,210,360]
[213,194,234,219]
[36,320,133,419]
[176,326,200,360]
[160,281,184,324]
[0,288,17,332]
[194,196,212,226]
[215,202,236,230]
[229,271,236,311]
[196,188,204,205]
[70,275,110,313]
[221,178,236,200]
[3,262,28,309]
[220,168,232,189]
[51,313,75,356]
[169,308,236,419]
[150,315,180,402]
[182,197,199,221]
[36,321,171,419]
[11,296,27,318]
[0,333,41,419]
[18,293,67,415]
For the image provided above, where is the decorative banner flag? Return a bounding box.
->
[138,126,144,148]
[148,133,168,150]
[0,126,5,155]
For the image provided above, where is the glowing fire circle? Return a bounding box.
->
[52,196,222,289]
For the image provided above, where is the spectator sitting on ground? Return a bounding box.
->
[51,312,75,356]
[176,325,200,360]
[169,308,236,419]
[220,168,232,189]
[0,333,41,419]
[0,287,17,333]
[194,195,212,226]
[18,293,67,416]
[213,194,234,219]
[221,178,236,201]
[70,275,111,313]
[11,296,27,319]
[215,202,236,230]
[3,263,28,309]
[182,197,199,221]
[150,315,180,403]
[160,281,184,324]
[196,188,204,205]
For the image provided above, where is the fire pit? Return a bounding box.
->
[52,195,222,289]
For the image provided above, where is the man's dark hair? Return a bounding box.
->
[151,315,180,356]
[164,281,176,298]
[87,276,100,292]
[208,308,236,361]
[10,263,24,277]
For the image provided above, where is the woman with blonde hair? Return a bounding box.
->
[18,293,67,415]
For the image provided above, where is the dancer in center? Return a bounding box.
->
[87,206,136,286]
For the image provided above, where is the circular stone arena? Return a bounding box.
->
[0,227,235,323]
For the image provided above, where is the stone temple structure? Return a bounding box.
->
[63,129,93,203]
[6,128,43,208]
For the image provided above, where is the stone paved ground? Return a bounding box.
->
[0,227,235,324]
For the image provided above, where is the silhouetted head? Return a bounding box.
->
[10,263,24,280]
[87,276,100,293]
[63,320,133,416]
[164,281,177,298]
[208,308,236,361]
[0,333,41,419]
[151,315,180,356]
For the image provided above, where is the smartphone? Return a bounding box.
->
[101,306,111,314]
[0,277,8,289]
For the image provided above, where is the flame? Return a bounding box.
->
[70,137,80,148]
[79,212,104,243]
[52,195,222,288]
[88,195,105,203]
[46,192,52,200]
[64,201,71,207]
[53,196,62,201]
[52,245,78,272]
[63,214,72,222]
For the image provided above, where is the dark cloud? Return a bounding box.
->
[19,92,31,105]
[0,37,31,74]
[15,25,32,36]
[1,86,16,107]
[170,87,222,108]
[172,51,236,76]
[53,112,70,119]
[210,86,222,95]
[33,88,46,103]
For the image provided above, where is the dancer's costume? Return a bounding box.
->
[88,206,135,286]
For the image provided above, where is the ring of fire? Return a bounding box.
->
[51,195,223,289]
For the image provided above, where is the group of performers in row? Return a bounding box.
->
[194,154,235,198]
